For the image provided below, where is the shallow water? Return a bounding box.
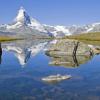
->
[0,39,100,100]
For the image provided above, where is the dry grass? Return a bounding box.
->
[0,36,23,42]
[65,32,100,45]
[66,32,100,41]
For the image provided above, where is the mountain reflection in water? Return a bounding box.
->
[0,39,100,100]
[0,39,94,68]
[1,39,49,66]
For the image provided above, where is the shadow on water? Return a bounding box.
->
[0,43,2,64]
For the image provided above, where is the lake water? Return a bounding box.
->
[0,39,100,100]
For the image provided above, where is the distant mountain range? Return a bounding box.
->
[0,7,100,37]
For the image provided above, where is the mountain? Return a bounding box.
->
[43,23,100,37]
[43,24,70,37]
[0,7,100,37]
[0,7,50,37]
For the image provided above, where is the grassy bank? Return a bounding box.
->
[0,36,23,42]
[66,32,100,41]
[65,32,100,45]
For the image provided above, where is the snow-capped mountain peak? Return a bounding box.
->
[4,7,48,33]
[14,6,31,25]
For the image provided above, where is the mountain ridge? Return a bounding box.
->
[0,7,100,37]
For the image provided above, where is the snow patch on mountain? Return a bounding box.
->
[43,24,71,37]
[6,22,22,30]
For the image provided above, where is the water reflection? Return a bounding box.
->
[0,39,100,99]
[45,39,93,67]
[2,40,49,66]
[1,39,94,68]
[47,55,92,67]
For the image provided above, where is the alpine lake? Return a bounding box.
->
[0,38,100,100]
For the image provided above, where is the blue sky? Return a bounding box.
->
[0,0,100,26]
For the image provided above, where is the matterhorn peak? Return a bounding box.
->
[14,6,31,25]
[20,6,25,11]
[0,7,49,36]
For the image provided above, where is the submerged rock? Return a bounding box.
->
[46,39,93,67]
[46,39,92,56]
[42,74,71,83]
